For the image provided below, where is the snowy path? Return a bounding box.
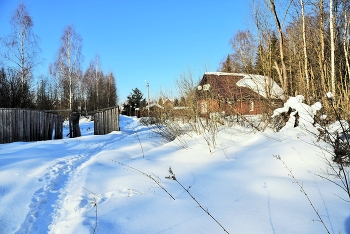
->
[16,134,126,233]
[0,116,154,234]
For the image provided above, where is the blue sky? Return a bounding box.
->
[0,0,250,103]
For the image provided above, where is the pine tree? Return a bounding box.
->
[219,55,233,72]
[126,87,143,108]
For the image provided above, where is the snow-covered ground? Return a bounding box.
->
[0,109,350,233]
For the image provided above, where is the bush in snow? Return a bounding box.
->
[271,95,349,165]
[271,95,322,133]
[315,94,350,200]
[318,94,350,167]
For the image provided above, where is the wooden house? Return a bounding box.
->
[196,72,284,116]
[163,99,174,110]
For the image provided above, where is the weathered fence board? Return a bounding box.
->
[94,107,119,135]
[0,109,63,144]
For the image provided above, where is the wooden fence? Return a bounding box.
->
[0,108,63,144]
[94,107,119,135]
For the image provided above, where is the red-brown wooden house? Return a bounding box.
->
[196,72,284,116]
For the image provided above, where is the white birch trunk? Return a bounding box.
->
[67,30,72,110]
[343,13,350,95]
[300,0,309,92]
[330,0,336,95]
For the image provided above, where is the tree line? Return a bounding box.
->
[0,3,118,112]
[219,0,350,111]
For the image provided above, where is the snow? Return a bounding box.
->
[235,74,285,100]
[326,92,334,99]
[0,103,350,234]
[146,103,164,109]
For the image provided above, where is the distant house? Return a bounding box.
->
[148,103,164,111]
[196,72,284,116]
[163,99,174,110]
[142,103,164,117]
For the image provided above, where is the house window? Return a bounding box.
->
[200,101,208,114]
[203,84,211,91]
[249,101,254,111]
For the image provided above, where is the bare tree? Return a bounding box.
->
[105,71,118,107]
[1,3,40,84]
[229,30,256,73]
[315,0,326,94]
[93,55,102,110]
[264,0,292,95]
[52,25,82,110]
[83,56,103,111]
[300,0,310,92]
[329,0,336,96]
[341,1,350,98]
[251,0,283,95]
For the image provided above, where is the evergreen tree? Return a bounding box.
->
[254,45,264,75]
[179,96,186,106]
[125,87,143,108]
[219,54,234,72]
[35,77,54,110]
[0,67,33,108]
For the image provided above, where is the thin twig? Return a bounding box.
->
[133,128,145,158]
[91,197,98,234]
[82,187,100,234]
[111,160,175,200]
[274,155,330,234]
[82,187,103,199]
[166,167,229,234]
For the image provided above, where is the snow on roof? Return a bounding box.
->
[204,72,285,100]
[146,103,164,109]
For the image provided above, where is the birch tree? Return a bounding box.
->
[315,0,326,94]
[93,55,102,110]
[329,0,336,96]
[1,3,40,84]
[229,30,256,73]
[83,56,103,111]
[300,0,310,92]
[342,2,350,97]
[53,25,82,110]
[0,3,40,107]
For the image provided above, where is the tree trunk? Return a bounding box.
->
[343,12,350,95]
[318,0,326,94]
[330,0,336,95]
[267,0,289,95]
[300,0,309,93]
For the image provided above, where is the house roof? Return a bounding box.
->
[199,72,285,100]
[146,103,164,109]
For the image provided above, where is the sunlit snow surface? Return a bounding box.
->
[0,111,349,233]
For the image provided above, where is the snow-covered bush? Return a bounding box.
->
[271,95,322,134]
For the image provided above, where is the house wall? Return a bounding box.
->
[198,99,265,116]
[232,100,263,115]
